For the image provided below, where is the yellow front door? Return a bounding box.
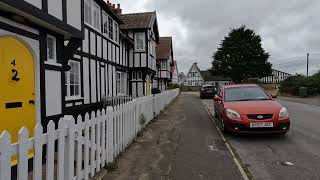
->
[0,37,36,161]
[146,75,151,96]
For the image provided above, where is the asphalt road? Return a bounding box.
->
[172,92,242,180]
[203,96,320,180]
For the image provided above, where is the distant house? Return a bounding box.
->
[184,63,204,87]
[200,70,232,86]
[259,69,291,84]
[156,37,174,90]
[171,61,179,84]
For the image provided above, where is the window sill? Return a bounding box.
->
[45,61,62,67]
[134,49,146,52]
[65,96,84,101]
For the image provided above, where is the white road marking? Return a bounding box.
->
[202,101,250,180]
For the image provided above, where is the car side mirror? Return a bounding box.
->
[214,96,222,101]
[271,94,277,98]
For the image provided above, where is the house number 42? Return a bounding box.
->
[11,59,20,81]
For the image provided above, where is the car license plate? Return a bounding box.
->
[250,122,273,128]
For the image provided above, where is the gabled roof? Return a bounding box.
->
[187,63,202,75]
[120,11,160,42]
[156,37,172,60]
[120,12,155,30]
[200,70,232,81]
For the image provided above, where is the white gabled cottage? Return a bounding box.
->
[184,62,204,87]
[119,12,160,98]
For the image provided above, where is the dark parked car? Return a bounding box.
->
[200,85,217,99]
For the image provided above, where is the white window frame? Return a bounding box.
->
[137,71,142,80]
[116,71,126,95]
[108,16,113,40]
[114,21,119,43]
[161,61,167,70]
[84,0,92,25]
[92,2,101,30]
[103,12,108,35]
[135,32,145,51]
[132,71,137,80]
[47,35,57,63]
[65,60,82,100]
[84,0,101,32]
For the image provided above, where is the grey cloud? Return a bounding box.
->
[116,0,320,75]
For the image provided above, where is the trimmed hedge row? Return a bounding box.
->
[280,72,320,96]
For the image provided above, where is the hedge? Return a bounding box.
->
[280,72,320,96]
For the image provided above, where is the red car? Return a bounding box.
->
[213,84,290,135]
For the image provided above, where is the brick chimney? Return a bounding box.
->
[115,4,122,15]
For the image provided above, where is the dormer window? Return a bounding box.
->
[135,32,145,51]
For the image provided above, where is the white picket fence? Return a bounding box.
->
[0,89,180,180]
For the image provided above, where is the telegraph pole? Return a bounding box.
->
[307,53,309,77]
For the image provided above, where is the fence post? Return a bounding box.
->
[33,124,43,180]
[0,131,11,180]
[64,115,75,180]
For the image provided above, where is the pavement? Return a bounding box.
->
[278,96,320,106]
[203,97,320,180]
[100,92,243,180]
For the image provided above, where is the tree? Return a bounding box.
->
[211,25,272,83]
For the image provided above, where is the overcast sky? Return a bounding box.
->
[113,0,320,75]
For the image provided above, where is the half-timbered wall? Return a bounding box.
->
[19,0,82,30]
[64,0,130,116]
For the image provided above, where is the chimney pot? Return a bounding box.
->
[117,4,120,9]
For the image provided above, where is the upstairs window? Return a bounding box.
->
[84,0,92,25]
[47,35,56,62]
[65,61,81,98]
[108,17,113,40]
[103,13,108,35]
[135,32,145,51]
[161,61,167,70]
[92,2,101,30]
[84,0,100,31]
[114,22,119,43]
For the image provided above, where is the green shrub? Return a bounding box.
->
[280,72,320,96]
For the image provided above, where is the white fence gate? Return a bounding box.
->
[0,89,180,180]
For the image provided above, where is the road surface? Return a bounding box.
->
[203,96,320,180]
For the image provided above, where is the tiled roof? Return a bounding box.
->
[120,12,156,30]
[156,37,172,60]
